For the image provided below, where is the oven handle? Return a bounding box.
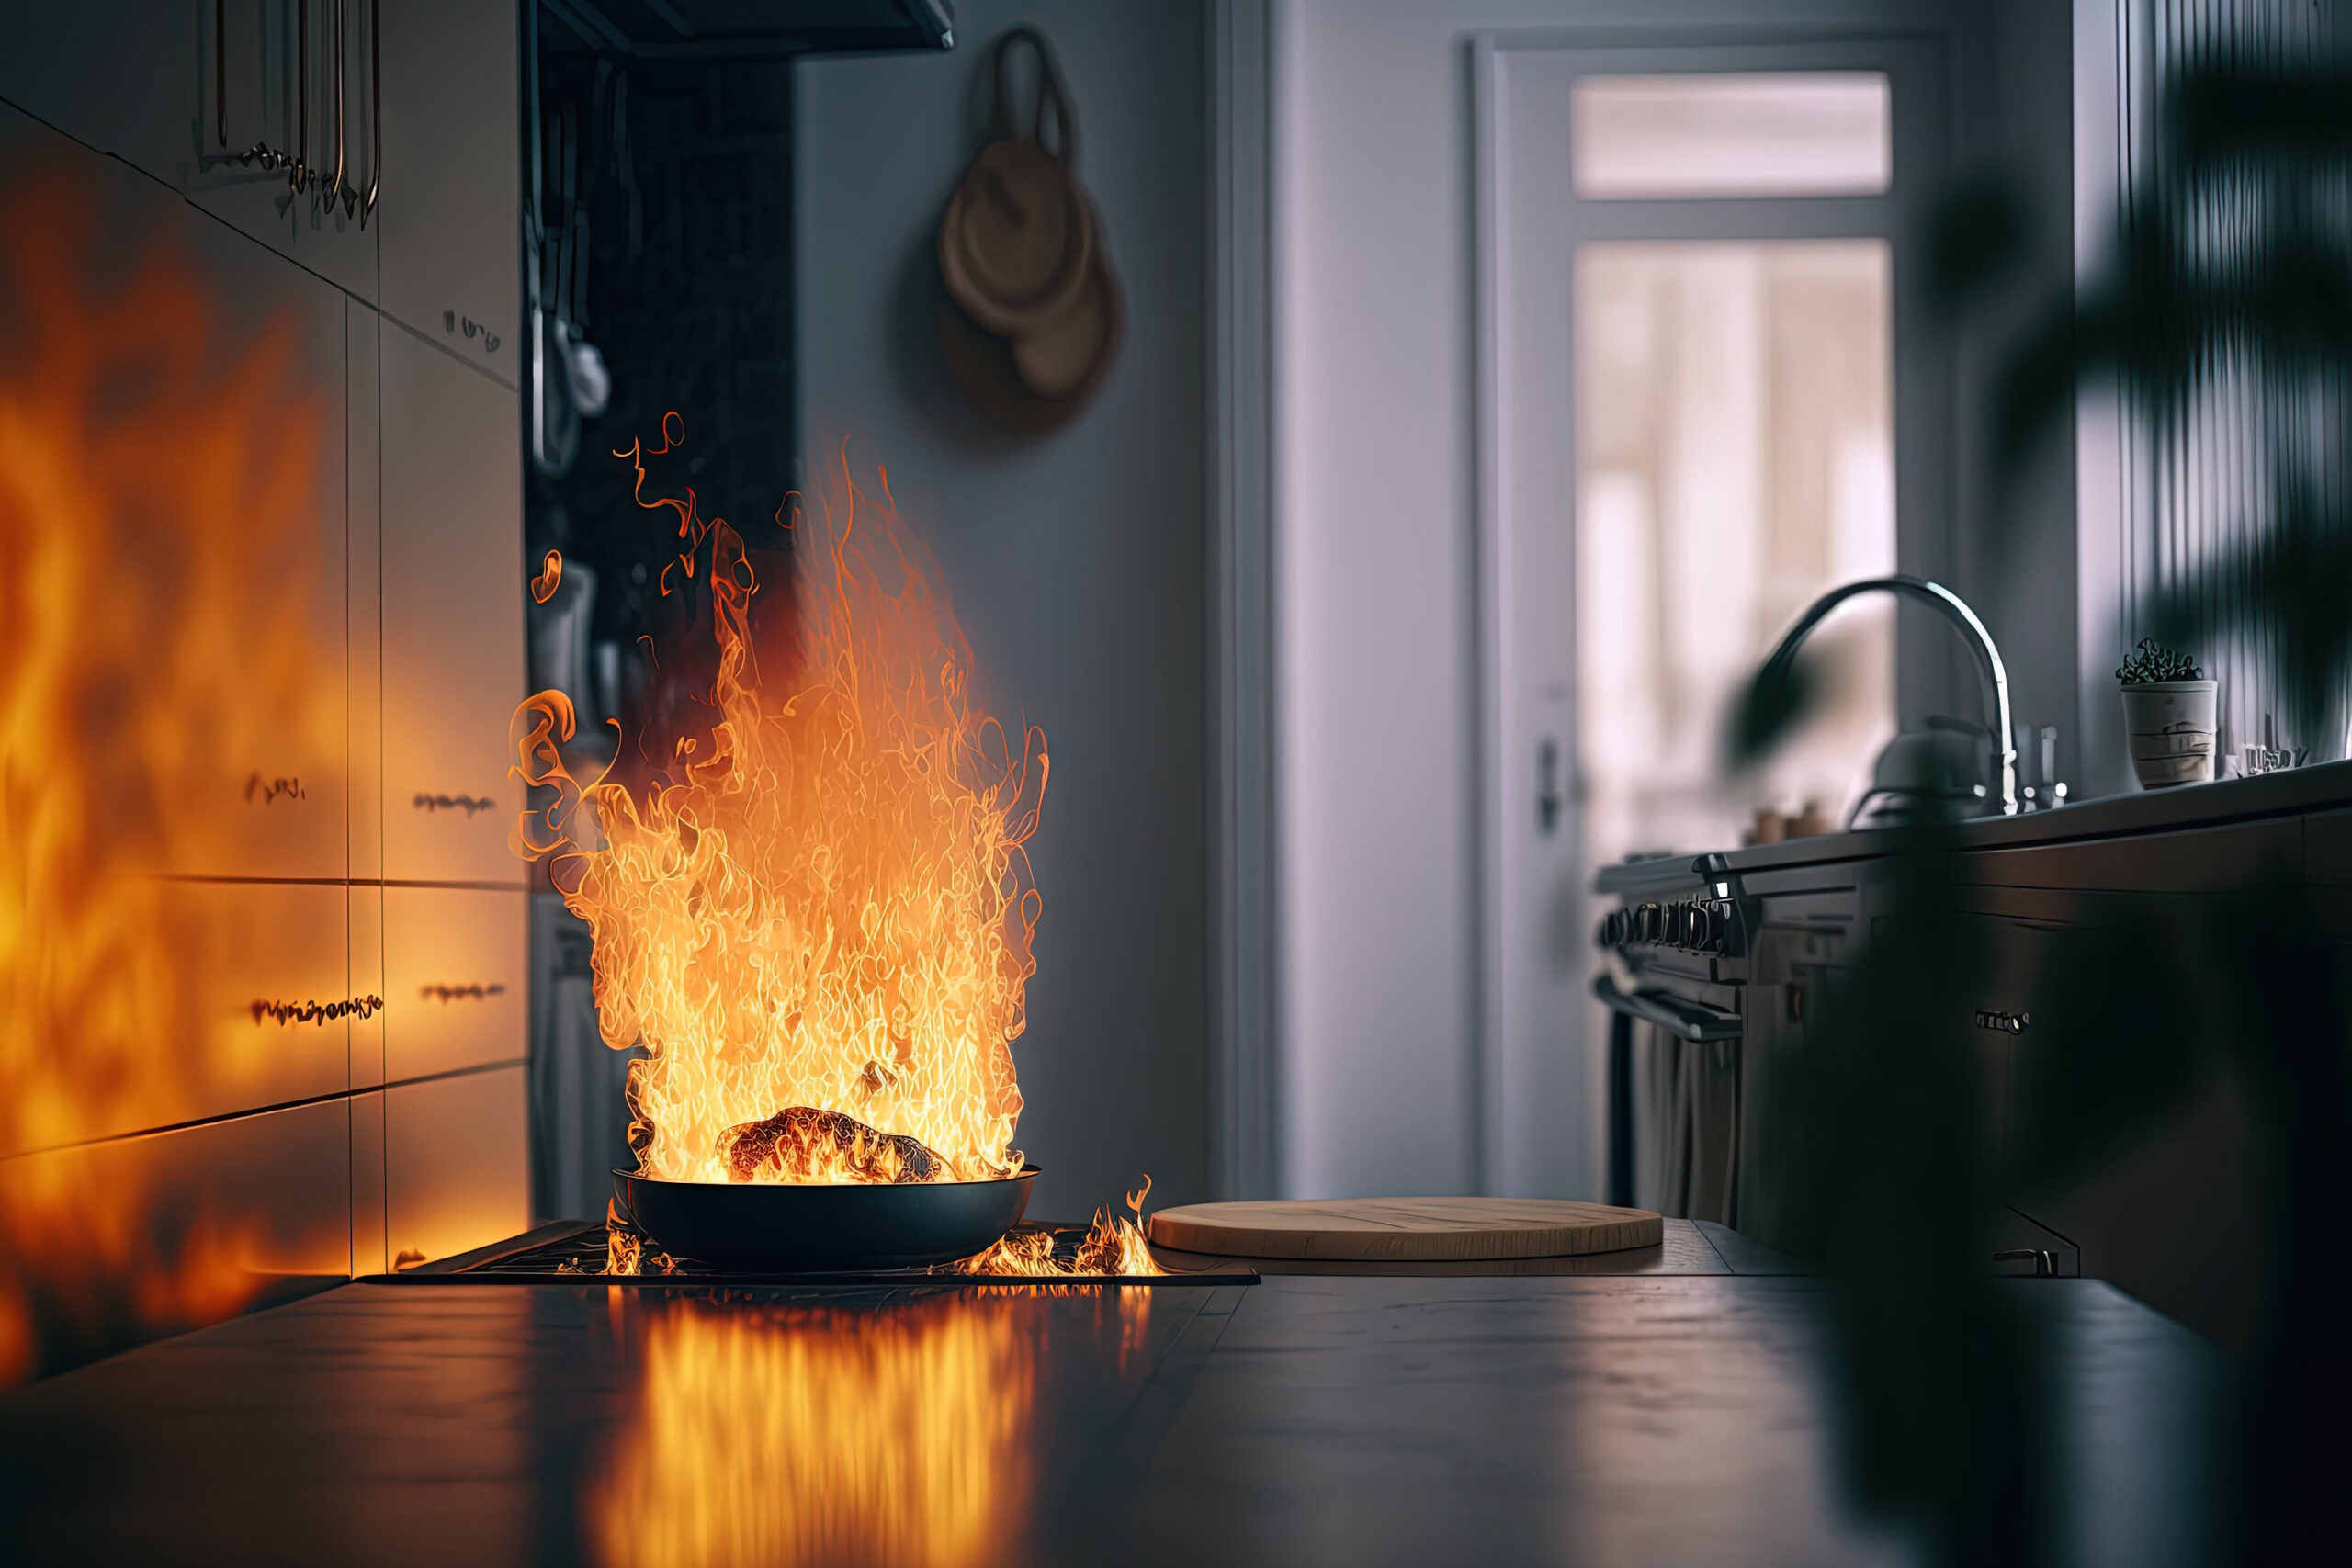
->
[1592,975,1743,1042]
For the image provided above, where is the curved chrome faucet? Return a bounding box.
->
[1755,575,2017,817]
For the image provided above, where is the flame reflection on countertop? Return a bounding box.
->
[590,1290,1148,1568]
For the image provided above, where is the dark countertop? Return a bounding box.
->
[0,1225,2224,1567]
[1597,755,2352,896]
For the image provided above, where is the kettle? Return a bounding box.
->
[1849,725,1988,828]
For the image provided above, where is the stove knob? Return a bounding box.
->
[1635,904,1659,943]
[1670,903,1695,948]
[1702,902,1727,953]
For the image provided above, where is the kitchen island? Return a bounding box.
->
[0,1224,2222,1567]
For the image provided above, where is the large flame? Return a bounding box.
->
[514,429,1046,1185]
[0,169,340,1381]
[956,1177,1162,1277]
[592,1296,1053,1568]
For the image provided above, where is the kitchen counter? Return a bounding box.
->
[1599,755,2352,895]
[0,1229,2223,1567]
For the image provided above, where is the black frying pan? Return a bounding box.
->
[612,1165,1037,1271]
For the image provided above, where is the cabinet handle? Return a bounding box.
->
[251,994,384,1026]
[363,0,381,226]
[291,0,309,194]
[213,0,226,147]
[319,0,376,222]
[235,0,317,199]
[419,983,508,1003]
[327,0,346,214]
[413,792,498,818]
[243,772,308,805]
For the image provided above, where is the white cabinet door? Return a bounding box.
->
[380,325,525,885]
[377,0,518,386]
[0,881,355,1160]
[185,0,381,303]
[0,101,350,881]
[384,886,527,1082]
[385,1064,528,1267]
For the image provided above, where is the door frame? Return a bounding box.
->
[1472,26,1955,1198]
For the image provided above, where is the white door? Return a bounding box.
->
[1476,35,1948,1198]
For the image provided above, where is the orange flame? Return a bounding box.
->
[513,431,1046,1187]
[0,168,340,1382]
[956,1173,1163,1277]
[532,548,565,604]
[592,1295,1071,1568]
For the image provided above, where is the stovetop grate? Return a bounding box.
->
[366,1220,1255,1288]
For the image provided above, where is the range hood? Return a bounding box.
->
[540,0,954,59]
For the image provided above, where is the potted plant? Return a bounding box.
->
[2115,639,2216,788]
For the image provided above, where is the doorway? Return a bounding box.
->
[1475,32,1950,1197]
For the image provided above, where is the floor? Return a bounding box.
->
[0,1223,2225,1567]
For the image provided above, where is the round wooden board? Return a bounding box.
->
[1147,1198,1663,1261]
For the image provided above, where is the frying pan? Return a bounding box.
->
[612,1165,1038,1271]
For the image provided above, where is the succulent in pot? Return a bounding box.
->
[2116,639,2216,789]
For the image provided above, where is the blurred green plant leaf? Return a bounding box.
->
[1722,649,1822,773]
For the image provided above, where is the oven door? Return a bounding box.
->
[1596,975,1743,1224]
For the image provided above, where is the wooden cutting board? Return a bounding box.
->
[1147,1198,1662,1261]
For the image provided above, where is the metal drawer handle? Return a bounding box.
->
[244,772,308,805]
[363,0,380,223]
[1591,975,1742,1043]
[413,792,498,817]
[212,2,376,220]
[251,993,383,1026]
[418,983,508,1003]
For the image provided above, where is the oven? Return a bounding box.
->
[1595,841,2088,1280]
[1594,853,1759,1229]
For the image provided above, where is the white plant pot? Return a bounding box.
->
[2120,680,2218,788]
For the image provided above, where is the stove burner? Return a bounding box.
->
[365,1220,1257,1289]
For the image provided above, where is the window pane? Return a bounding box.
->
[1570,73,1892,198]
[1575,241,1896,867]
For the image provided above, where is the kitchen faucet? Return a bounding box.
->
[1755,575,2018,817]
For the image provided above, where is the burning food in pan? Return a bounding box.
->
[513,423,1158,1275]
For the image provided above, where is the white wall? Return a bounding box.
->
[795,1,1210,1218]
[1272,0,2071,1200]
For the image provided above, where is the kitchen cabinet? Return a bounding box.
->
[185,0,380,302]
[158,166,355,883]
[1,2,528,1339]
[379,322,526,886]
[377,0,519,385]
[0,100,353,884]
[349,299,386,884]
[0,1,189,189]
[383,887,528,1082]
[0,1096,355,1298]
[384,1064,528,1268]
[1,1,526,333]
[0,2,381,303]
[164,881,356,1142]
[0,882,351,1161]
[350,1088,388,1275]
